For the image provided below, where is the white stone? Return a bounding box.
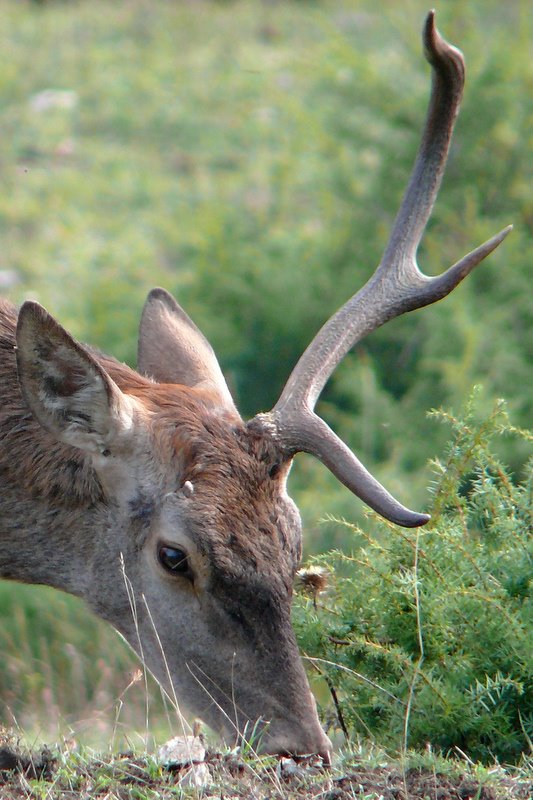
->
[179,761,210,789]
[157,735,206,766]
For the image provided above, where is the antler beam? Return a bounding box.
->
[257,11,511,528]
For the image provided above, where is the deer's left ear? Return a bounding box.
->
[16,301,135,454]
[138,287,236,411]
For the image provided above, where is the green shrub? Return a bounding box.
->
[294,393,532,764]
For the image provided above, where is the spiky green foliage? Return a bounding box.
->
[294,394,532,764]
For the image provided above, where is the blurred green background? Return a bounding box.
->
[0,0,530,747]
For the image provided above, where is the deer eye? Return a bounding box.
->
[158,545,191,578]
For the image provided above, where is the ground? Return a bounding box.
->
[0,738,531,799]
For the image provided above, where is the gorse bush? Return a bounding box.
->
[294,393,532,764]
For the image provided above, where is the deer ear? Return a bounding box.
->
[16,301,134,454]
[138,287,236,410]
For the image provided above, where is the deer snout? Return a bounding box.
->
[256,717,332,764]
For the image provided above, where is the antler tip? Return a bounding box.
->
[423,9,438,52]
[389,509,431,528]
[407,511,431,528]
[425,9,436,30]
[476,223,514,257]
[427,223,513,301]
[486,223,513,251]
[423,9,464,79]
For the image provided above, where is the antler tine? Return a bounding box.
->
[257,12,511,528]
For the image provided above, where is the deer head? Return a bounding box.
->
[4,12,509,759]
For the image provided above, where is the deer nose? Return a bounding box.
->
[256,719,332,763]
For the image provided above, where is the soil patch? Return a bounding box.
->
[0,741,531,799]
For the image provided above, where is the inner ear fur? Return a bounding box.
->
[16,301,134,454]
[137,287,236,411]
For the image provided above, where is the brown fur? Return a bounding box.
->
[0,295,329,759]
[1,299,102,505]
[0,296,297,592]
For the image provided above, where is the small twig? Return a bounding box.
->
[325,677,349,741]
[328,636,351,646]
[304,654,350,740]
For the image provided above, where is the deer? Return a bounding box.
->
[0,12,510,761]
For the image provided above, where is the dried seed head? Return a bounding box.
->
[296,566,329,597]
[131,668,143,685]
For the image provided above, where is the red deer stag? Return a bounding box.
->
[0,13,510,759]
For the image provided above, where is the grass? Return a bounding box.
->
[0,0,531,792]
[1,732,531,799]
[0,584,176,749]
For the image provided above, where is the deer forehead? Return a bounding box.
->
[140,402,302,580]
[186,477,301,584]
[136,386,287,492]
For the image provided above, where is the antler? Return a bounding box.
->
[255,11,512,528]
